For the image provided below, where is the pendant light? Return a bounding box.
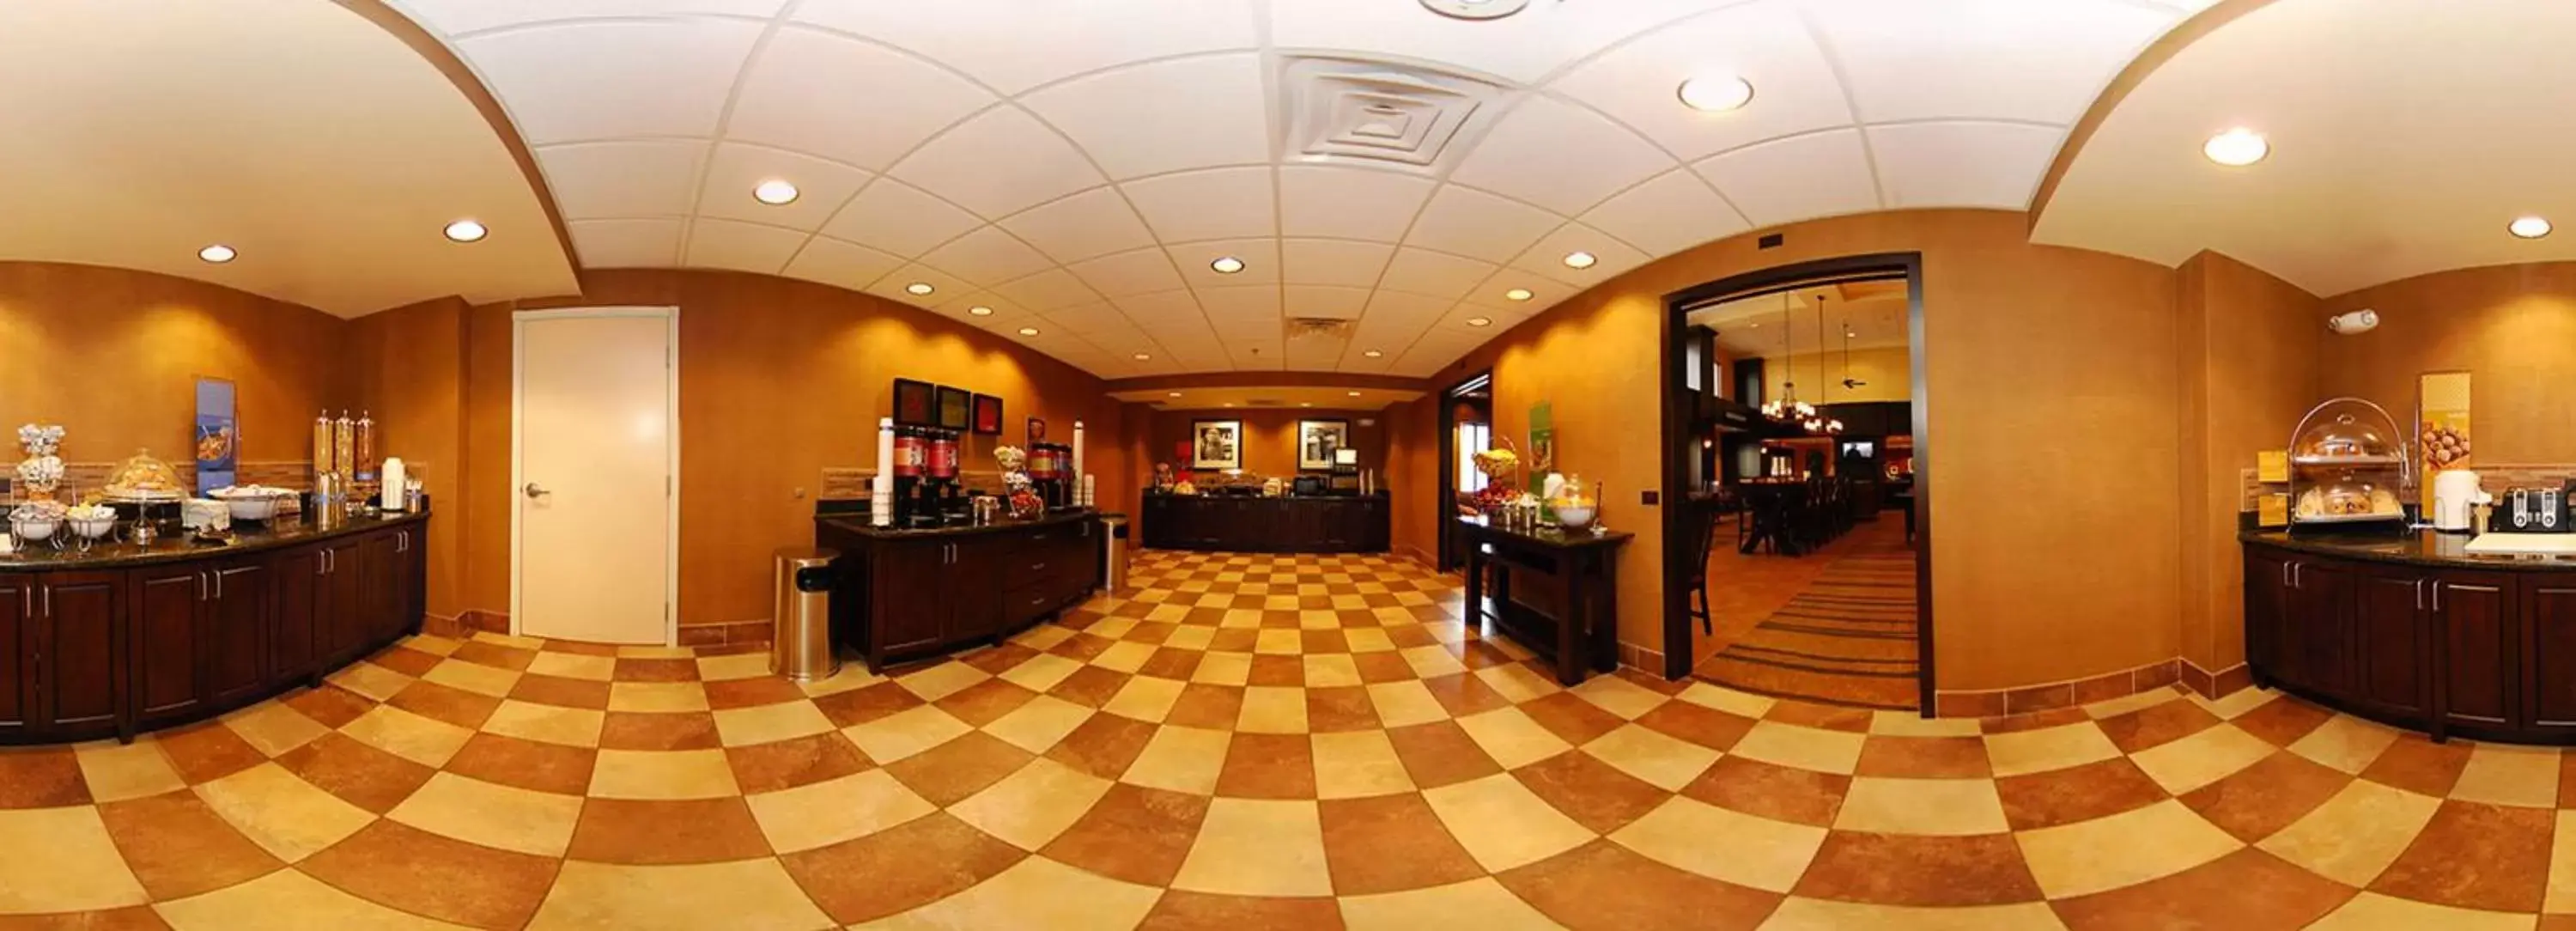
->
[1759,292,1816,427]
[1808,294,1844,435]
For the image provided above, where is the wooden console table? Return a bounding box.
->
[1455,515,1634,685]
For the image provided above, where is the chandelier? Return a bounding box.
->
[1759,292,1844,434]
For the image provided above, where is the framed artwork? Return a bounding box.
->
[934,386,973,431]
[971,394,1005,435]
[891,379,937,427]
[1191,419,1242,471]
[1027,418,1048,444]
[1298,419,1351,471]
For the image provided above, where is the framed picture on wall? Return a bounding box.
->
[1191,419,1242,471]
[934,386,973,431]
[891,379,937,427]
[971,393,1005,435]
[1298,419,1351,471]
[1028,417,1047,444]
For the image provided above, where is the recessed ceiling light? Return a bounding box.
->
[1301,402,1314,407]
[1133,353,1151,361]
[1347,391,1362,398]
[2202,128,2269,167]
[1504,288,1534,301]
[1017,326,1041,337]
[1562,252,1597,270]
[1364,350,1384,358]
[2510,216,2554,240]
[443,219,488,243]
[1169,392,1183,398]
[1222,403,1235,407]
[752,180,799,205]
[967,305,993,316]
[197,244,236,264]
[906,283,935,295]
[1676,75,1755,113]
[1211,256,1246,275]
[1466,317,1493,327]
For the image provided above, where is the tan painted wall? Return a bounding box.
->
[1428,210,2184,690]
[1144,408,1387,478]
[1763,346,1912,405]
[2321,262,2576,463]
[349,296,471,621]
[1382,398,1440,565]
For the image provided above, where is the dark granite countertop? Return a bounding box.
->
[0,510,428,572]
[817,508,1100,540]
[1455,514,1635,550]
[2241,526,2576,572]
[1145,493,1388,503]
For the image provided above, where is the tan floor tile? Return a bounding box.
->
[1367,680,1449,728]
[422,658,522,698]
[1678,681,1776,719]
[1611,794,1826,892]
[1569,674,1667,721]
[843,704,973,764]
[1866,711,1984,737]
[746,769,938,854]
[2288,714,2403,774]
[1344,627,1395,653]
[327,661,416,703]
[1088,618,1141,641]
[340,704,473,768]
[220,702,331,758]
[695,652,773,682]
[2453,742,2562,808]
[864,855,1160,931]
[2192,685,2281,720]
[2129,722,2275,794]
[483,700,607,748]
[75,738,187,803]
[193,762,375,862]
[1102,674,1187,722]
[2306,891,2538,930]
[2017,799,2243,898]
[1337,877,1564,931]
[2258,778,2444,886]
[2547,810,2576,913]
[1455,707,1575,770]
[1303,654,1364,688]
[1425,772,1596,873]
[1834,776,2009,836]
[1583,723,1722,791]
[483,632,550,651]
[948,758,1115,851]
[1761,898,2068,930]
[528,651,617,681]
[1091,640,1157,673]
[1255,628,1303,655]
[0,806,149,912]
[527,858,834,931]
[1190,652,1253,686]
[714,701,836,747]
[982,694,1097,755]
[606,681,712,713]
[388,770,582,856]
[1984,721,2121,777]
[1400,644,1467,679]
[1473,663,1560,703]
[1732,721,1868,776]
[155,868,474,931]
[1238,685,1310,733]
[402,633,465,656]
[1122,724,1232,794]
[996,652,1082,693]
[1313,730,1416,800]
[1171,798,1333,896]
[588,748,741,800]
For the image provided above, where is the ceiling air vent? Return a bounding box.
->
[1278,55,1507,175]
[1288,317,1354,339]
[1248,399,1288,408]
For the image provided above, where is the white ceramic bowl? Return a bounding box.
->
[223,496,282,521]
[12,519,58,541]
[1555,505,1596,529]
[70,516,115,539]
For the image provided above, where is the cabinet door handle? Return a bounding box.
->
[1030,563,1047,573]
[2415,578,2425,611]
[2433,581,2442,613]
[216,569,223,600]
[42,586,50,618]
[198,571,208,602]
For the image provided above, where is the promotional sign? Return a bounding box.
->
[2418,371,2472,513]
[194,377,237,494]
[1528,401,1555,475]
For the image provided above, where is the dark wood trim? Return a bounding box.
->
[1437,368,1493,573]
[1658,253,1933,715]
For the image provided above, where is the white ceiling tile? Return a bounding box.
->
[391,0,787,36]
[887,107,1105,217]
[567,218,683,267]
[1168,239,1281,288]
[1070,246,1187,296]
[818,179,982,259]
[538,141,705,220]
[1277,167,1437,241]
[1577,169,1750,257]
[917,225,1055,284]
[1020,54,1272,180]
[1805,0,2176,124]
[1284,284,1372,319]
[1449,95,1676,216]
[1121,167,1276,244]
[1268,0,1727,84]
[682,218,806,274]
[997,187,1157,264]
[724,26,996,171]
[939,292,1035,326]
[1194,284,1283,319]
[1360,290,1451,326]
[693,143,872,231]
[792,0,1261,94]
[1400,186,1563,262]
[1041,301,1133,335]
[863,263,972,306]
[1280,239,1394,288]
[1377,247,1499,301]
[1508,222,1651,287]
[1866,121,2064,210]
[781,235,905,295]
[1692,129,1880,228]
[1546,3,1854,162]
[459,20,762,144]
[989,268,1103,312]
[1117,289,1208,329]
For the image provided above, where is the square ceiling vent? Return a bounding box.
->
[1279,55,1508,175]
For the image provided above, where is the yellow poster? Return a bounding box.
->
[2418,371,2472,512]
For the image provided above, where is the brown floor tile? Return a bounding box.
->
[1765,702,1873,733]
[157,720,267,784]
[98,790,283,899]
[726,732,872,794]
[442,733,598,796]
[1168,684,1248,729]
[1048,630,1118,663]
[1049,665,1133,708]
[279,686,379,729]
[1046,713,1160,780]
[1303,630,1351,654]
[1419,672,1514,717]
[1352,652,1416,684]
[2231,696,2336,747]
[1996,757,2169,831]
[1793,831,2041,906]
[1518,692,1628,745]
[1500,839,1783,931]
[450,640,538,672]
[613,658,699,682]
[2369,800,2552,912]
[598,711,722,751]
[0,907,173,930]
[1385,721,1504,789]
[2094,698,2221,754]
[506,673,613,710]
[812,680,926,727]
[933,678,1041,727]
[2051,848,2358,931]
[1680,754,1851,828]
[1125,621,1180,646]
[1209,629,1260,653]
[368,646,445,677]
[301,819,557,930]
[1317,793,1485,895]
[702,675,809,710]
[784,812,1026,924]
[1305,686,1381,733]
[1042,783,1212,887]
[1383,624,1438,649]
[568,797,773,864]
[0,747,89,809]
[1514,750,1671,834]
[1249,654,1306,687]
[2180,750,2353,843]
[959,643,1043,677]
[1981,706,2091,734]
[1632,700,1757,752]
[386,680,502,731]
[274,732,437,813]
[1139,647,1206,681]
[1217,733,1318,799]
[1854,735,1992,778]
[2360,733,2473,798]
[1137,891,1346,931]
[884,731,1035,806]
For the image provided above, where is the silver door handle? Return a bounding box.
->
[197,572,207,601]
[525,483,550,499]
[2433,582,2442,613]
[2415,578,2425,611]
[42,586,50,618]
[216,569,224,599]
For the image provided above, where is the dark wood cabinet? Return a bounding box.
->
[205,558,271,709]
[869,541,949,656]
[1139,495,1389,554]
[128,566,205,727]
[0,576,30,739]
[2352,566,2431,719]
[269,545,325,689]
[34,572,124,739]
[316,536,368,666]
[2435,573,2517,730]
[819,514,1104,672]
[2243,548,2292,682]
[2523,577,2576,729]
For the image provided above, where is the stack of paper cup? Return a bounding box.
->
[871,417,895,526]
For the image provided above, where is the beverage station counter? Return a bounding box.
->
[815,509,1103,672]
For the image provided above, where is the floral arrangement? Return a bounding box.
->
[15,423,64,499]
[993,445,1027,473]
[995,446,1042,518]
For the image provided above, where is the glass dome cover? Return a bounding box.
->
[104,448,184,501]
[2294,411,2400,463]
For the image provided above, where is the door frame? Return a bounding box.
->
[1435,369,1492,572]
[1658,253,1932,714]
[510,306,681,646]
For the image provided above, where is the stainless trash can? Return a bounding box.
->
[1099,514,1128,593]
[773,547,839,681]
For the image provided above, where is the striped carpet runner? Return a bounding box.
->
[1695,548,1920,710]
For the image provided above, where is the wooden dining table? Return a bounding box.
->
[1455,515,1635,685]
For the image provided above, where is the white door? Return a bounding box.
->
[513,308,677,644]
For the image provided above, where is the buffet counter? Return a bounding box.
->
[2243,527,2576,745]
[1137,492,1388,554]
[3,511,428,745]
[816,510,1103,672]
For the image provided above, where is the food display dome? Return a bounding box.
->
[103,448,184,501]
[2287,399,2411,529]
[2293,411,2402,465]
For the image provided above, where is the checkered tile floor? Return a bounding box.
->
[3,550,2572,929]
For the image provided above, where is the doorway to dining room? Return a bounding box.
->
[1437,371,1492,572]
[1661,256,1929,713]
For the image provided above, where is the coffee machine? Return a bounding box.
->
[1327,447,1362,496]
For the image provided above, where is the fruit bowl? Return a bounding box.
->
[1554,505,1596,530]
[66,505,116,540]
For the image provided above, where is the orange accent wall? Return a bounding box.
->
[1144,408,1387,478]
[1422,210,2184,690]
[1382,398,1441,566]
[2321,262,2576,463]
[349,296,471,621]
